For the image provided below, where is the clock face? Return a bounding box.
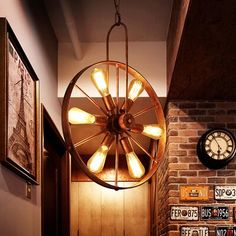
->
[204,131,235,160]
[197,129,236,169]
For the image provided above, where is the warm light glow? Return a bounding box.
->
[87,145,109,173]
[91,68,109,97]
[126,152,145,178]
[128,79,144,101]
[142,124,163,140]
[68,107,95,124]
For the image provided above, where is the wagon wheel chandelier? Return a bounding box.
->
[62,0,166,190]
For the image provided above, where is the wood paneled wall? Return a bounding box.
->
[71,182,150,236]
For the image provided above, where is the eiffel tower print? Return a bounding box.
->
[8,75,32,173]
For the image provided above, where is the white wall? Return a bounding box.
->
[58,41,166,98]
[0,1,60,235]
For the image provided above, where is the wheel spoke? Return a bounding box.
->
[116,64,119,114]
[74,129,106,148]
[149,139,157,170]
[133,105,156,118]
[75,84,108,116]
[125,132,157,163]
[115,134,119,186]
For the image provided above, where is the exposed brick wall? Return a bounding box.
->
[156,101,236,236]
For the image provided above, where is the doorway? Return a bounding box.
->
[41,106,70,236]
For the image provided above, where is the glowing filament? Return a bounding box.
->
[87,145,109,173]
[68,107,95,124]
[126,152,145,178]
[142,124,163,140]
[91,68,109,97]
[128,79,144,101]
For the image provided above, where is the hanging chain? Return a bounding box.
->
[114,0,121,25]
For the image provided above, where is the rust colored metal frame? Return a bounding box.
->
[61,61,166,190]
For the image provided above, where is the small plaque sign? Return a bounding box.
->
[215,186,236,200]
[180,186,209,201]
[181,226,209,236]
[171,206,199,221]
[201,206,229,220]
[216,226,236,236]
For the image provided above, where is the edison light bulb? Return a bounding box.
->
[142,124,163,140]
[87,145,109,173]
[68,107,95,124]
[91,68,109,97]
[126,152,145,178]
[128,79,144,101]
[120,137,145,179]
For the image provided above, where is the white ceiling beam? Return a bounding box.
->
[59,0,83,60]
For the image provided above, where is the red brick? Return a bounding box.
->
[179,170,197,176]
[208,109,226,115]
[169,130,178,136]
[169,150,187,156]
[188,110,206,116]
[179,144,196,149]
[168,136,188,143]
[197,116,215,122]
[217,170,236,176]
[187,123,206,129]
[199,170,217,177]
[207,123,226,129]
[188,137,199,143]
[208,178,226,184]
[178,103,197,109]
[168,177,187,183]
[188,177,207,183]
[168,123,187,129]
[178,130,198,137]
[189,164,207,170]
[168,171,178,176]
[226,178,236,183]
[179,156,197,163]
[169,163,189,170]
[168,157,178,163]
[179,117,197,122]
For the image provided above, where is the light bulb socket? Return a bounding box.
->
[120,137,133,154]
[94,116,108,126]
[120,98,134,112]
[130,124,144,133]
[102,133,115,148]
[102,94,116,112]
[118,113,135,131]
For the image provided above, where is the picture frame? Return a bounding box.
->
[0,18,40,184]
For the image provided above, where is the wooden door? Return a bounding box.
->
[41,107,70,236]
[71,182,150,236]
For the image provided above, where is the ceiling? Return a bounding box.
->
[168,0,236,100]
[44,0,173,43]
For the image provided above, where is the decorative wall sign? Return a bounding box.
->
[215,186,236,200]
[180,186,209,201]
[181,226,209,236]
[0,18,40,184]
[216,226,236,236]
[234,208,236,222]
[170,206,199,221]
[201,206,229,220]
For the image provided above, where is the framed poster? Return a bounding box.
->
[0,18,40,184]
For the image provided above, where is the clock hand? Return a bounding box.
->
[212,136,222,151]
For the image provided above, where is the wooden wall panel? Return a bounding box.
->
[71,182,150,236]
[124,183,150,236]
[71,182,79,236]
[77,183,102,236]
[101,184,124,236]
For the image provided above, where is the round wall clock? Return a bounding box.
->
[197,128,236,169]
